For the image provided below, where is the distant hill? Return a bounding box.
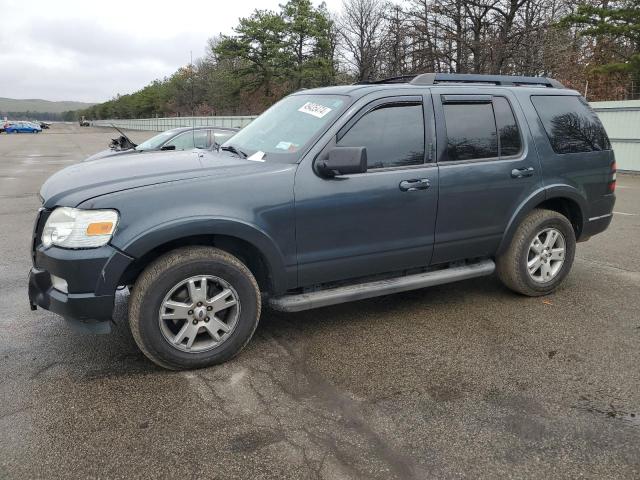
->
[0,97,96,114]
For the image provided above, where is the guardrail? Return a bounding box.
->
[91,116,257,132]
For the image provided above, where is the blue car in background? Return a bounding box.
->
[6,122,42,133]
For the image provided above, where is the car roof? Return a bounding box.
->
[295,73,580,100]
[296,83,581,100]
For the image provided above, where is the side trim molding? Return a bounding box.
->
[588,213,613,222]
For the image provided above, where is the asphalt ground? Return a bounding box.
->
[0,123,638,479]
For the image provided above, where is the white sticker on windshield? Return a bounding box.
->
[298,102,332,119]
[247,151,266,162]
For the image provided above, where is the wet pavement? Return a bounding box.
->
[1,124,639,479]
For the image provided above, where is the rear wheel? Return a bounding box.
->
[497,209,576,296]
[129,246,261,370]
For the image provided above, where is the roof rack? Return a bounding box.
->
[358,75,418,85]
[359,73,565,89]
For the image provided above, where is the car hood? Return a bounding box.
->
[40,149,269,208]
[84,148,137,162]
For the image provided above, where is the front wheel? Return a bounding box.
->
[129,247,261,370]
[496,209,576,296]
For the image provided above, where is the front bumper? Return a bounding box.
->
[28,268,115,319]
[28,242,133,332]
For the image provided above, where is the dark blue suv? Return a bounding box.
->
[28,73,616,369]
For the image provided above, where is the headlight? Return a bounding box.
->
[41,207,119,248]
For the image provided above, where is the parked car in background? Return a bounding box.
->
[29,73,615,370]
[6,122,42,133]
[39,122,51,129]
[83,126,239,162]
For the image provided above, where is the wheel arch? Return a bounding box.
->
[497,186,587,256]
[118,219,291,295]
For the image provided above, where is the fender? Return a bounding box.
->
[497,184,587,255]
[118,216,292,294]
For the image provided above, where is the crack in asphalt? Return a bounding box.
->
[577,256,640,274]
[29,362,60,380]
[0,405,34,422]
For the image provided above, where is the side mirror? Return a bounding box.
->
[317,147,367,178]
[160,145,176,151]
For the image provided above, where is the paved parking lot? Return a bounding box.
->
[1,123,639,479]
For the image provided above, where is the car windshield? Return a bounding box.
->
[222,94,347,161]
[135,130,180,151]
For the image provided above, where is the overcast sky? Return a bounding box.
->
[0,0,343,103]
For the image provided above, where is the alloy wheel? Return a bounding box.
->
[526,228,566,283]
[158,275,240,353]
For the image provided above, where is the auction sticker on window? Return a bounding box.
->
[298,102,332,118]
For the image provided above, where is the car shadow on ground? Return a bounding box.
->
[83,275,513,377]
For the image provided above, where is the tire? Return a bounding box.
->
[129,246,261,370]
[496,209,576,297]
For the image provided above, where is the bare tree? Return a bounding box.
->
[380,4,412,77]
[339,0,389,81]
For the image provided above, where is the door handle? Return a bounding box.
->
[399,178,430,192]
[511,167,535,178]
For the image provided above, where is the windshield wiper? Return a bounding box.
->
[221,145,248,158]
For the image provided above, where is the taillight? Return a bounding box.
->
[609,161,617,193]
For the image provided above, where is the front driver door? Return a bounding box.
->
[294,94,439,287]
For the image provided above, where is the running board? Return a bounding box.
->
[269,259,495,313]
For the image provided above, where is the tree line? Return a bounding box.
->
[80,0,640,120]
[1,111,79,122]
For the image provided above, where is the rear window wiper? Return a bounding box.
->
[221,145,248,158]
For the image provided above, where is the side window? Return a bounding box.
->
[165,130,208,150]
[214,130,235,145]
[165,132,194,150]
[443,102,498,161]
[494,97,522,156]
[531,95,611,154]
[337,103,425,169]
[193,130,209,149]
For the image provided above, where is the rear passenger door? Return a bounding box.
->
[432,90,543,264]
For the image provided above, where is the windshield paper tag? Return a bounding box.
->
[276,141,293,150]
[298,102,332,118]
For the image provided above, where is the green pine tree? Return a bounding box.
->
[561,1,640,82]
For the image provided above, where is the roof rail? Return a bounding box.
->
[411,73,564,88]
[356,75,417,85]
[360,73,565,89]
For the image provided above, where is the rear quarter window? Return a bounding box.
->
[531,95,611,154]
